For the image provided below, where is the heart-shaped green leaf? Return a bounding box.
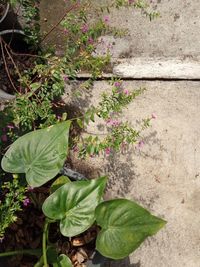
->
[1,121,71,187]
[50,176,71,194]
[53,254,72,267]
[95,199,166,259]
[42,176,107,237]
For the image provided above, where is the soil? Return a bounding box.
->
[0,184,100,267]
[0,48,35,95]
[0,3,6,18]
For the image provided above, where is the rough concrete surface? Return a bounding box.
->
[63,81,200,267]
[40,0,200,60]
[96,0,200,60]
[113,58,200,79]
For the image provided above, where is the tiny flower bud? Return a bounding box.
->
[123,89,129,95]
[23,197,31,207]
[1,134,7,142]
[103,16,109,24]
[137,140,145,149]
[105,147,111,155]
[151,113,157,119]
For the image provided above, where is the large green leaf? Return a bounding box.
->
[50,176,71,194]
[95,199,166,259]
[42,176,107,237]
[1,121,71,187]
[53,254,72,267]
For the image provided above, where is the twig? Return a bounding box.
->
[0,38,18,93]
[4,41,24,82]
[9,48,46,59]
[41,3,80,43]
[3,40,43,104]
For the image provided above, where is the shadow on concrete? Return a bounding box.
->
[104,258,140,267]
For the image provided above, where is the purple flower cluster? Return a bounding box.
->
[103,16,109,24]
[1,123,15,143]
[81,24,89,33]
[106,119,121,127]
[105,147,111,155]
[23,197,31,207]
[114,81,122,88]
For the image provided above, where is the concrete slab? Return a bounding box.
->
[40,0,200,78]
[40,0,200,59]
[95,0,200,60]
[113,58,200,79]
[64,80,200,267]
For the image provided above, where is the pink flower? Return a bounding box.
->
[128,0,135,4]
[105,147,111,155]
[107,43,113,50]
[151,113,157,119]
[114,81,121,87]
[137,140,145,149]
[63,29,68,35]
[103,16,109,24]
[23,197,30,207]
[106,119,120,127]
[7,124,14,129]
[81,24,89,33]
[1,134,7,142]
[123,89,129,95]
[73,146,79,153]
[88,37,94,44]
[63,75,69,81]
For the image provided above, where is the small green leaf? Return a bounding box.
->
[50,176,71,193]
[77,118,84,128]
[42,177,107,237]
[30,82,41,91]
[95,199,166,259]
[62,112,67,121]
[1,121,71,187]
[53,254,72,267]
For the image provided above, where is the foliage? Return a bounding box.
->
[74,83,152,158]
[0,0,163,265]
[9,0,40,48]
[0,178,26,239]
[43,176,107,237]
[53,254,73,267]
[3,0,158,133]
[2,121,71,187]
[95,199,165,259]
[1,122,166,263]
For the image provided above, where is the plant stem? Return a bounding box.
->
[42,219,49,267]
[0,249,41,258]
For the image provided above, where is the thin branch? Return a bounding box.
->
[3,41,42,104]
[9,48,46,59]
[41,3,80,43]
[0,38,18,93]
[4,41,24,82]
